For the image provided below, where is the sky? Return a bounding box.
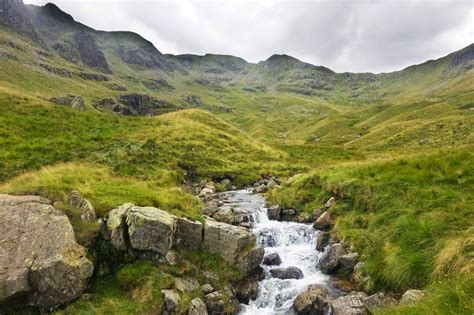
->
[24,0,474,73]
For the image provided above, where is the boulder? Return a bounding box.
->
[107,203,134,251]
[293,284,330,315]
[255,184,267,193]
[211,205,235,224]
[340,252,359,270]
[199,188,214,198]
[325,197,336,208]
[71,96,86,111]
[267,205,281,220]
[175,277,200,293]
[297,212,313,223]
[126,206,175,254]
[315,232,331,251]
[266,179,277,189]
[319,243,344,274]
[270,266,304,280]
[282,208,296,216]
[362,292,397,313]
[234,274,258,304]
[69,190,96,222]
[313,211,332,230]
[203,200,219,217]
[188,297,208,315]
[331,291,368,315]
[263,253,282,266]
[0,194,93,308]
[162,289,181,313]
[400,289,424,305]
[174,217,203,250]
[201,284,214,294]
[205,291,240,314]
[203,219,263,272]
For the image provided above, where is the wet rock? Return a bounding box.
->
[174,217,203,250]
[362,292,397,313]
[293,284,330,315]
[319,243,344,274]
[313,211,332,230]
[316,231,331,251]
[270,266,304,279]
[175,277,200,293]
[188,297,208,315]
[400,289,424,305]
[235,274,258,304]
[267,204,282,220]
[0,194,93,308]
[107,203,134,251]
[340,252,359,270]
[203,219,263,272]
[162,289,181,313]
[330,291,368,315]
[69,190,96,222]
[126,206,175,254]
[263,253,282,266]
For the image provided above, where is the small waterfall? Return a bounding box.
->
[220,190,329,315]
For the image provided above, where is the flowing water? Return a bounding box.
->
[219,189,330,315]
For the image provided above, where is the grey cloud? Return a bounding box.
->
[24,0,474,73]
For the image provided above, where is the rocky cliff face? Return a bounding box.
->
[0,0,37,38]
[73,32,110,73]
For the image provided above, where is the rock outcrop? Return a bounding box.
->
[330,291,368,315]
[0,194,93,309]
[73,32,110,73]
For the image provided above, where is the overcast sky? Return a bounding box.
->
[24,0,474,73]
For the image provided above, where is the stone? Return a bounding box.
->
[165,250,181,265]
[203,200,219,216]
[319,243,345,274]
[71,96,86,111]
[255,184,267,193]
[297,212,313,223]
[107,203,134,251]
[362,292,397,313]
[175,277,200,293]
[270,266,304,279]
[231,185,237,190]
[162,289,181,313]
[201,284,214,294]
[266,179,277,189]
[325,196,336,208]
[212,205,235,224]
[331,291,368,315]
[234,274,258,304]
[293,284,330,315]
[354,261,366,272]
[316,232,331,251]
[174,217,203,250]
[199,187,214,198]
[282,208,296,216]
[69,190,96,222]
[126,206,176,254]
[221,179,232,187]
[205,291,240,315]
[340,252,359,270]
[313,211,332,230]
[0,194,93,308]
[263,253,282,266]
[267,204,282,220]
[188,297,208,315]
[203,219,263,272]
[400,289,424,305]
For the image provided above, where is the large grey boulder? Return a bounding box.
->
[293,285,330,315]
[267,204,281,220]
[203,220,263,272]
[331,291,368,315]
[0,194,94,308]
[126,207,176,254]
[188,297,208,315]
[270,266,304,279]
[319,243,345,274]
[174,217,203,250]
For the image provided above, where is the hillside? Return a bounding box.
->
[0,0,473,314]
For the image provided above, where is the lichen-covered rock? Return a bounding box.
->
[0,194,93,308]
[319,243,344,274]
[188,297,208,315]
[331,291,368,315]
[174,217,203,250]
[204,291,240,314]
[69,190,96,222]
[175,277,200,293]
[293,284,330,315]
[107,203,134,251]
[362,292,396,313]
[126,206,176,254]
[400,289,424,305]
[162,289,181,313]
[203,219,262,271]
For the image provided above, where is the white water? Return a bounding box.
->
[220,189,329,315]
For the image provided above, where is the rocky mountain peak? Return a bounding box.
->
[0,0,37,38]
[41,2,75,24]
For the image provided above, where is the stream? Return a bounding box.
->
[218,189,331,315]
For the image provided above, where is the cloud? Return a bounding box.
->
[24,0,474,73]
